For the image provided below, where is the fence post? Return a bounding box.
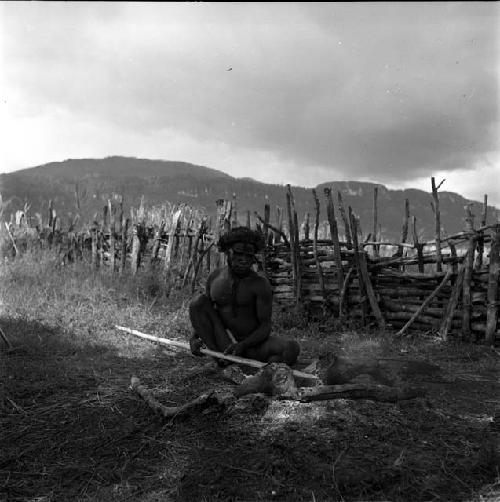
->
[232,193,238,228]
[312,189,327,307]
[372,186,379,258]
[412,216,425,273]
[275,206,283,244]
[286,185,301,307]
[91,227,98,269]
[137,195,145,224]
[48,200,54,229]
[150,221,165,265]
[352,208,385,329]
[462,203,476,341]
[349,208,368,324]
[302,212,310,241]
[76,233,83,262]
[206,216,212,272]
[182,216,207,287]
[185,214,194,265]
[189,218,210,291]
[324,187,344,298]
[51,215,58,249]
[337,191,352,249]
[291,190,301,304]
[103,204,109,232]
[117,195,123,236]
[224,200,232,233]
[258,203,269,274]
[431,177,443,272]
[449,241,458,275]
[108,199,116,273]
[215,199,225,268]
[396,199,410,269]
[120,217,129,275]
[4,221,19,257]
[485,224,500,345]
[285,188,297,304]
[475,194,488,270]
[48,201,56,248]
[164,208,183,286]
[131,224,141,275]
[192,241,214,294]
[96,227,104,267]
[198,231,206,278]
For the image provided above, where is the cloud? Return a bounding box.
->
[1,2,499,201]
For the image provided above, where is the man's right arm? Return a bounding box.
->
[189,269,222,355]
[204,269,219,301]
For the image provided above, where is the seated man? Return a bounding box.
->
[188,226,300,366]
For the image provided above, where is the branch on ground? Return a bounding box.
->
[131,363,427,419]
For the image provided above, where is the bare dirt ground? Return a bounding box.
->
[2,313,499,502]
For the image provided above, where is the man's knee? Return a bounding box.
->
[189,293,212,317]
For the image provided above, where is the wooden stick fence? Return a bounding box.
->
[0,197,231,293]
[2,179,499,344]
[263,184,499,344]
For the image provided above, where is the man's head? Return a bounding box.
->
[218,227,265,276]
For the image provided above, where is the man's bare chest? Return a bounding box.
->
[210,275,255,308]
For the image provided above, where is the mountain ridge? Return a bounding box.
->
[1,156,497,242]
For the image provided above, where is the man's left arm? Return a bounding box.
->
[225,277,272,356]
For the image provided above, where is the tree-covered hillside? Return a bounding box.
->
[1,156,497,241]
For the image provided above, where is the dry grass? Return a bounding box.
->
[1,251,499,501]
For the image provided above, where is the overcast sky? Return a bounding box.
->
[1,2,499,205]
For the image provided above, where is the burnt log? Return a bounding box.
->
[299,384,426,403]
[236,361,428,403]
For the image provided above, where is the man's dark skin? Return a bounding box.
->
[189,238,300,365]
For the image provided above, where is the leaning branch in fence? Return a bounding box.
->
[396,268,453,337]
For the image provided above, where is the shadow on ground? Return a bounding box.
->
[1,317,499,501]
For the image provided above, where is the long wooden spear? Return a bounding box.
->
[115,325,319,380]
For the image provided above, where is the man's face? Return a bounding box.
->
[228,242,256,276]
